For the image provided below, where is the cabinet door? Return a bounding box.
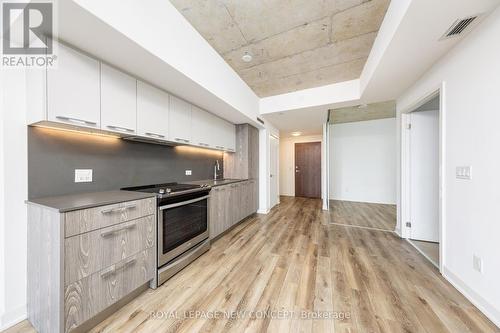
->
[209,187,220,239]
[169,96,192,144]
[250,180,259,214]
[232,183,243,224]
[47,42,100,129]
[192,106,215,148]
[248,125,260,179]
[137,81,169,140]
[101,64,137,135]
[223,121,236,152]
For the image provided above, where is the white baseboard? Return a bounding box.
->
[1,305,27,331]
[394,226,402,237]
[443,266,500,328]
[257,209,269,214]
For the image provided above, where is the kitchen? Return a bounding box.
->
[24,40,260,333]
[3,0,500,332]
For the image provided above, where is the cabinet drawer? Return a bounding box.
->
[64,248,154,332]
[64,198,155,237]
[64,215,155,285]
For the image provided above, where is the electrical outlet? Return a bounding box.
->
[473,255,483,273]
[75,169,93,183]
[185,170,192,176]
[456,166,472,180]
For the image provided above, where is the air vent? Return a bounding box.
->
[441,15,478,40]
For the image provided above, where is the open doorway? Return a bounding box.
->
[295,142,321,198]
[402,91,443,269]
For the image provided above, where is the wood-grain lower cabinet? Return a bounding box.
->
[27,197,156,333]
[209,181,259,240]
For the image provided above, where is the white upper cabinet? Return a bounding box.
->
[222,120,236,152]
[192,106,216,148]
[47,42,100,129]
[100,64,137,135]
[137,81,169,140]
[169,96,192,144]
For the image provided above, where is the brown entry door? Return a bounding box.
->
[295,142,321,198]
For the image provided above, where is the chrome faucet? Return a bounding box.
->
[214,160,220,180]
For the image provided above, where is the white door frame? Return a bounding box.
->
[401,82,446,273]
[269,134,279,208]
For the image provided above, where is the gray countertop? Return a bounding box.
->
[186,179,249,187]
[26,190,156,213]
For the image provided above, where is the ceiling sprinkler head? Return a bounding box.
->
[242,52,253,62]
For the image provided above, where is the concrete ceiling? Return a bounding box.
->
[170,0,391,97]
[329,100,395,123]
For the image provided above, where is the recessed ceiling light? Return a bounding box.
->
[291,132,302,137]
[242,52,253,62]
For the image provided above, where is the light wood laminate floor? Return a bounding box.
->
[5,197,497,333]
[330,200,397,231]
[411,240,440,266]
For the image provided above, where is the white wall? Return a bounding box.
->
[329,118,396,204]
[397,6,500,326]
[279,135,323,197]
[0,68,28,330]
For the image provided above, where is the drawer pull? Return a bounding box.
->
[101,204,137,215]
[100,265,116,278]
[198,142,210,147]
[215,145,224,150]
[100,222,137,237]
[100,258,137,279]
[122,257,137,267]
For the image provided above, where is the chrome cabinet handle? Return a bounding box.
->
[175,138,190,143]
[107,125,135,133]
[198,142,210,147]
[101,204,137,214]
[215,145,224,150]
[100,257,137,278]
[100,222,137,237]
[100,265,116,278]
[55,116,97,126]
[145,132,165,139]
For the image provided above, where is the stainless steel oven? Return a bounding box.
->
[158,192,209,266]
[121,182,212,286]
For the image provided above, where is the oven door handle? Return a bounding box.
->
[159,195,210,210]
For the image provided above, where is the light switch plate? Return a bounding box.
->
[75,169,93,183]
[185,170,192,176]
[473,254,483,273]
[456,166,472,180]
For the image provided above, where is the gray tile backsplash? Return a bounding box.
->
[28,127,223,199]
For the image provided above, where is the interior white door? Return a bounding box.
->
[410,109,439,242]
[270,136,279,208]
